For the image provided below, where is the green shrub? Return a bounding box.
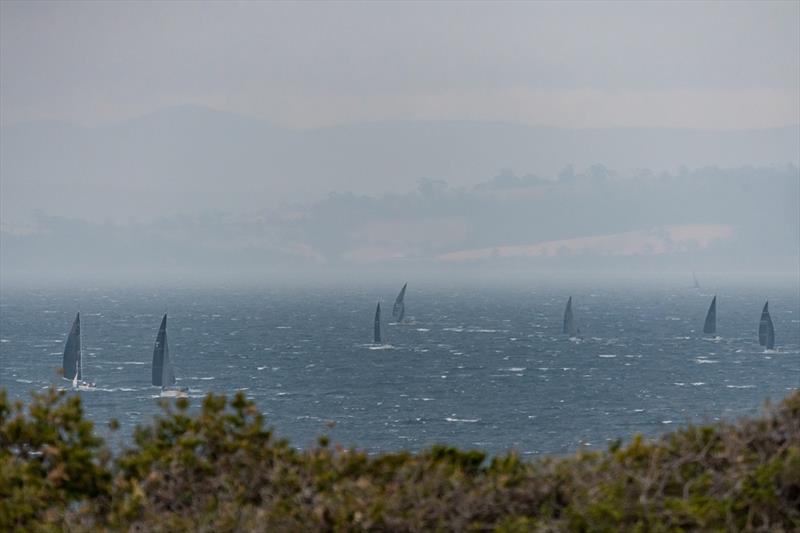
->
[1,387,798,531]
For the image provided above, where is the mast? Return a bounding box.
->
[703,296,716,335]
[374,302,382,344]
[77,312,83,381]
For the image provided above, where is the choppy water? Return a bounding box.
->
[1,284,798,456]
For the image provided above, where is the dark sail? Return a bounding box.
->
[392,283,407,322]
[766,313,775,350]
[562,297,577,336]
[62,313,81,380]
[703,296,717,334]
[758,302,771,346]
[374,302,382,344]
[152,314,175,386]
[692,272,700,289]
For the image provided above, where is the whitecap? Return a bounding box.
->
[691,382,705,386]
[694,359,718,364]
[416,328,430,332]
[501,367,526,372]
[445,417,480,423]
[726,384,755,389]
[598,354,617,358]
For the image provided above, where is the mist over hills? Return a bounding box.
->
[2,106,798,225]
[2,160,798,282]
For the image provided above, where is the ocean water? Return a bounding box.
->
[1,284,798,456]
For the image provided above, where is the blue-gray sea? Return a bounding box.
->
[1,283,798,456]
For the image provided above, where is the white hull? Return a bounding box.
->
[160,388,188,398]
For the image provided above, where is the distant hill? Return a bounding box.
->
[1,105,798,223]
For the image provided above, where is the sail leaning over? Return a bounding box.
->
[374,302,382,344]
[758,302,775,350]
[152,314,176,387]
[703,296,717,335]
[62,313,82,381]
[392,283,407,322]
[562,297,577,336]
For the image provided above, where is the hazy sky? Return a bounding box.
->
[2,0,798,129]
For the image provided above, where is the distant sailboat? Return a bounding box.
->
[374,302,382,344]
[703,296,717,335]
[61,313,94,388]
[151,314,186,396]
[562,297,577,337]
[692,272,701,289]
[758,302,775,350]
[392,283,407,322]
[62,313,82,386]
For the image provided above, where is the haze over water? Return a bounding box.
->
[1,282,797,456]
[1,1,798,460]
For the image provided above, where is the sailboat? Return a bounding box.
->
[392,283,407,323]
[703,296,717,335]
[151,314,187,397]
[758,302,776,350]
[692,272,701,289]
[61,313,94,389]
[374,302,382,344]
[562,297,578,337]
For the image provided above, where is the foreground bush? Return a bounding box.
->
[1,388,798,532]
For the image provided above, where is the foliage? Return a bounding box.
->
[2,387,798,531]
